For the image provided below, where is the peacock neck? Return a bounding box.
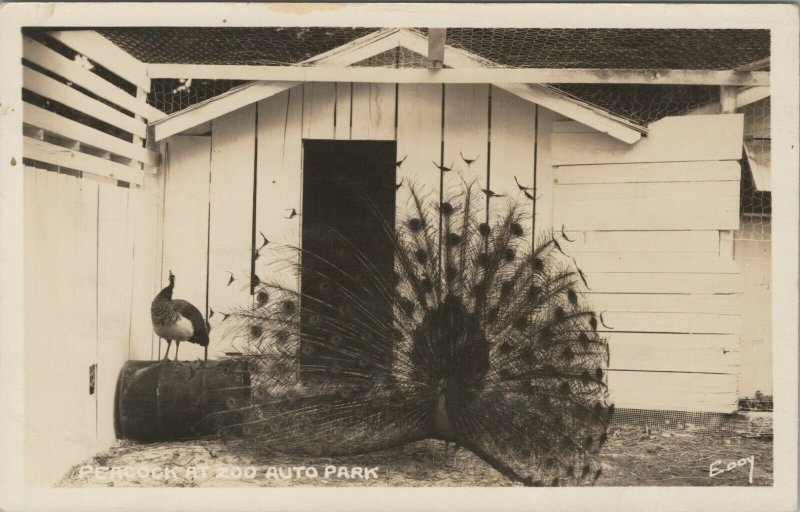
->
[156,281,174,301]
[432,380,456,440]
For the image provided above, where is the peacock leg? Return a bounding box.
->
[162,340,172,362]
[174,341,181,361]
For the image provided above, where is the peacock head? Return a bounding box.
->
[168,270,176,285]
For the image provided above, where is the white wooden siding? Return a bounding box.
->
[153,87,747,416]
[551,114,744,166]
[208,106,257,358]
[161,136,212,361]
[488,86,537,242]
[552,112,744,413]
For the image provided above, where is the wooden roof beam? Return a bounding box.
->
[145,64,768,86]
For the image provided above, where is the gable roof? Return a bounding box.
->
[147,28,647,143]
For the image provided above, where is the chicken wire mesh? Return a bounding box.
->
[610,408,772,438]
[736,98,771,242]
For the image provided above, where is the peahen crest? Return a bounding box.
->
[214,181,613,486]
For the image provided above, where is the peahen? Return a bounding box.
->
[151,271,210,361]
[215,181,612,486]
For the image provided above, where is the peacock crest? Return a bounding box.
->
[212,180,613,487]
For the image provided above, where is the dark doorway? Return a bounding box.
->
[300,140,397,380]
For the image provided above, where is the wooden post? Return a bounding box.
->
[720,86,738,114]
[719,85,738,258]
[427,28,446,69]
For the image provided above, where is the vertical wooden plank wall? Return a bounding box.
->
[255,88,304,298]
[162,83,551,363]
[549,114,745,413]
[96,183,133,450]
[24,167,101,485]
[208,106,257,358]
[161,136,212,361]
[442,85,489,216]
[489,86,537,244]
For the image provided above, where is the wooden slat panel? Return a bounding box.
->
[23,136,144,185]
[23,67,145,137]
[443,84,489,212]
[488,86,536,240]
[608,371,738,413]
[24,103,159,166]
[75,177,99,454]
[351,83,396,140]
[573,253,739,273]
[585,293,742,315]
[97,184,132,451]
[128,175,161,359]
[552,114,744,166]
[396,84,443,216]
[24,169,100,484]
[161,136,212,361]
[334,82,352,140]
[208,106,256,358]
[554,181,740,231]
[256,89,304,293]
[24,167,54,484]
[564,230,720,253]
[555,160,741,185]
[23,37,159,120]
[47,30,151,92]
[608,333,739,373]
[585,272,743,294]
[601,311,742,334]
[302,82,336,139]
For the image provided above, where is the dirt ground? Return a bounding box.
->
[58,423,772,488]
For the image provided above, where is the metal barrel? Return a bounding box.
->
[114,359,250,442]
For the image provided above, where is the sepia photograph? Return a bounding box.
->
[0,3,797,511]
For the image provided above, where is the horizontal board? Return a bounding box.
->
[607,333,739,373]
[555,160,740,185]
[585,293,742,315]
[607,371,738,413]
[600,311,741,334]
[23,37,159,120]
[552,114,744,166]
[23,67,146,138]
[563,230,720,253]
[573,253,739,273]
[585,272,743,294]
[554,181,740,231]
[552,120,598,133]
[23,136,143,185]
[47,30,151,92]
[24,103,159,166]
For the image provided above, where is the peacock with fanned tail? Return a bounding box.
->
[211,181,613,487]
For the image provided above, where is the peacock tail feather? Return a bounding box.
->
[211,180,613,487]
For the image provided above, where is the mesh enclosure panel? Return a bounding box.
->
[97,27,769,71]
[548,84,719,125]
[98,27,376,65]
[148,79,249,115]
[736,98,771,242]
[352,47,430,68]
[611,408,771,437]
[442,28,769,70]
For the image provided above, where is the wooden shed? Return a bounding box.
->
[20,26,770,484]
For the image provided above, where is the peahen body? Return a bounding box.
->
[151,271,209,361]
[217,182,612,486]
